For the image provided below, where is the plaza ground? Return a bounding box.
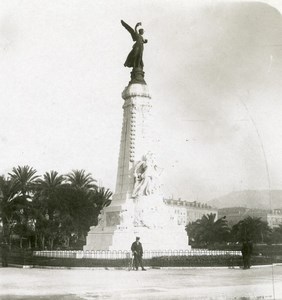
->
[1,265,282,299]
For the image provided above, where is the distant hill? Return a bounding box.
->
[208,190,282,210]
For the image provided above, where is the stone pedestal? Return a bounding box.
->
[84,82,190,251]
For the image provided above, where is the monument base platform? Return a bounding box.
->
[83,225,190,251]
[84,195,191,251]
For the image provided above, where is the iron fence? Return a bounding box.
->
[33,249,242,259]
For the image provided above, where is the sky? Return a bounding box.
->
[0,0,282,204]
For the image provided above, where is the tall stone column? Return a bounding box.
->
[113,83,152,205]
[84,79,190,251]
[84,81,153,250]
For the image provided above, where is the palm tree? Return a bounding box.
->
[36,171,65,191]
[231,216,271,243]
[90,187,112,226]
[9,165,39,200]
[92,187,112,209]
[0,175,19,242]
[8,166,39,247]
[186,213,230,246]
[35,170,67,216]
[33,171,66,249]
[66,170,97,190]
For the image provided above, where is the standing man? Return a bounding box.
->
[1,240,9,267]
[241,239,253,269]
[131,237,146,271]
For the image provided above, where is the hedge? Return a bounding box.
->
[3,253,282,268]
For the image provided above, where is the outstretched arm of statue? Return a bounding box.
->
[135,22,142,33]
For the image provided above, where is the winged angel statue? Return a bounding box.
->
[121,20,148,69]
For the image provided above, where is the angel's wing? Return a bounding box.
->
[121,20,136,41]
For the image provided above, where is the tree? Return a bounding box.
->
[62,170,98,247]
[33,171,66,249]
[57,187,90,248]
[9,166,39,200]
[66,170,97,190]
[1,166,113,250]
[270,225,282,244]
[35,171,66,221]
[7,166,39,248]
[0,176,19,243]
[90,187,112,226]
[36,171,65,191]
[186,213,230,246]
[231,216,272,243]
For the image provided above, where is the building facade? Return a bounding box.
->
[267,209,282,228]
[164,199,218,226]
[218,207,282,228]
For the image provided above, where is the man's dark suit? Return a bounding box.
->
[131,240,145,270]
[241,240,253,269]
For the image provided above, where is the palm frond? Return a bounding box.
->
[66,169,97,190]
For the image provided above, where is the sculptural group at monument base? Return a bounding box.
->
[92,192,173,230]
[132,151,161,198]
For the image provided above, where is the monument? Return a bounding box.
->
[84,21,190,251]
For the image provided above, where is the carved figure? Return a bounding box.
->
[106,212,120,227]
[132,152,160,198]
[121,20,148,69]
[96,212,105,228]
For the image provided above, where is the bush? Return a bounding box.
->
[151,255,242,267]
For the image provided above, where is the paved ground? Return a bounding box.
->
[1,265,282,299]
